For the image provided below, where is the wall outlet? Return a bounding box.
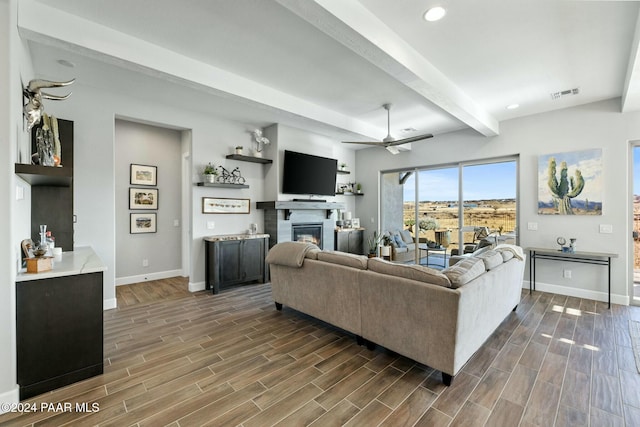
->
[142,259,149,267]
[527,222,538,231]
[15,185,24,200]
[599,224,613,234]
[563,269,572,279]
[207,221,215,230]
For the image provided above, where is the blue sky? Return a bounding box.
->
[402,161,517,202]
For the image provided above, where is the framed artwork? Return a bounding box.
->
[130,164,157,186]
[130,213,157,234]
[202,197,250,214]
[129,188,158,210]
[538,148,602,215]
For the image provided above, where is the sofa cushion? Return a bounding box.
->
[367,258,451,287]
[442,257,486,288]
[317,251,368,270]
[474,249,503,270]
[400,229,414,244]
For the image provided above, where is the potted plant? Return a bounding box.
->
[235,145,243,155]
[203,162,217,183]
[339,162,347,171]
[380,234,392,258]
[367,231,381,258]
[356,183,362,193]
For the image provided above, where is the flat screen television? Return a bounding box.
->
[282,150,337,197]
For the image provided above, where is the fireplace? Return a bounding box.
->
[292,223,323,248]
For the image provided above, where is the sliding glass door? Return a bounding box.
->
[381,157,518,265]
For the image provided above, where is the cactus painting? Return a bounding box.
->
[538,149,602,215]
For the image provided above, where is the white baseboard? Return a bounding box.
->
[189,281,206,292]
[103,298,117,310]
[115,269,184,286]
[0,386,19,413]
[522,281,629,306]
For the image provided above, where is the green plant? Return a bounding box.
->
[367,231,381,254]
[340,162,347,169]
[356,183,362,192]
[203,162,217,175]
[547,157,584,215]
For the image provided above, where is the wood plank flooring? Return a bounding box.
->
[1,279,640,426]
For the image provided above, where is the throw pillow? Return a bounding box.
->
[393,232,407,248]
[495,247,515,262]
[368,258,451,287]
[400,229,414,244]
[317,251,368,270]
[442,257,486,288]
[473,249,503,270]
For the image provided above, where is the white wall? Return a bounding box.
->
[1,0,34,408]
[114,120,182,284]
[356,98,636,305]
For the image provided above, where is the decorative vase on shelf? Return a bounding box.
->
[235,146,243,155]
[204,174,216,183]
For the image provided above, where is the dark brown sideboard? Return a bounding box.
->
[204,234,269,294]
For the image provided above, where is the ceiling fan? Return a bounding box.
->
[342,103,433,154]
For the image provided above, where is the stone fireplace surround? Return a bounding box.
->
[256,201,345,250]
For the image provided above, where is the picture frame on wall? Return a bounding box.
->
[129,188,158,210]
[130,164,157,186]
[130,213,157,234]
[202,197,250,214]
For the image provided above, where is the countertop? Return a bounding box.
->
[16,246,107,282]
[203,233,270,242]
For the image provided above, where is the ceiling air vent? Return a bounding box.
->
[550,87,580,100]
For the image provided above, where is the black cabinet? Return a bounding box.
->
[335,229,364,255]
[17,272,103,400]
[205,236,269,294]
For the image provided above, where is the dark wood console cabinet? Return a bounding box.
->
[17,271,103,400]
[205,235,269,294]
[335,228,364,255]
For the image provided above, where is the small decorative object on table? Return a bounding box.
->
[556,236,567,251]
[569,238,576,253]
[235,146,243,155]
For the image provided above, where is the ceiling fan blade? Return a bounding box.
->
[384,133,433,147]
[341,140,385,145]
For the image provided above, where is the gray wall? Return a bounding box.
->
[356,98,637,305]
[115,119,182,283]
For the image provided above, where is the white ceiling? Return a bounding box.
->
[20,0,640,144]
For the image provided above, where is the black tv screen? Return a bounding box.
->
[282,150,337,197]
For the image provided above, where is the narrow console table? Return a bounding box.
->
[204,234,269,294]
[527,247,618,308]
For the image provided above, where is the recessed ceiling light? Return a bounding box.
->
[56,59,75,68]
[506,104,520,110]
[424,6,446,22]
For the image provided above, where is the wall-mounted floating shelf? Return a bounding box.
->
[196,182,250,189]
[336,192,364,196]
[225,154,272,164]
[15,164,73,187]
[336,170,351,175]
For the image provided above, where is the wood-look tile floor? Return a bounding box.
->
[2,279,640,426]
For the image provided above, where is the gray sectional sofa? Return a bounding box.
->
[266,241,526,385]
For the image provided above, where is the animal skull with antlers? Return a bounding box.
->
[23,78,75,130]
